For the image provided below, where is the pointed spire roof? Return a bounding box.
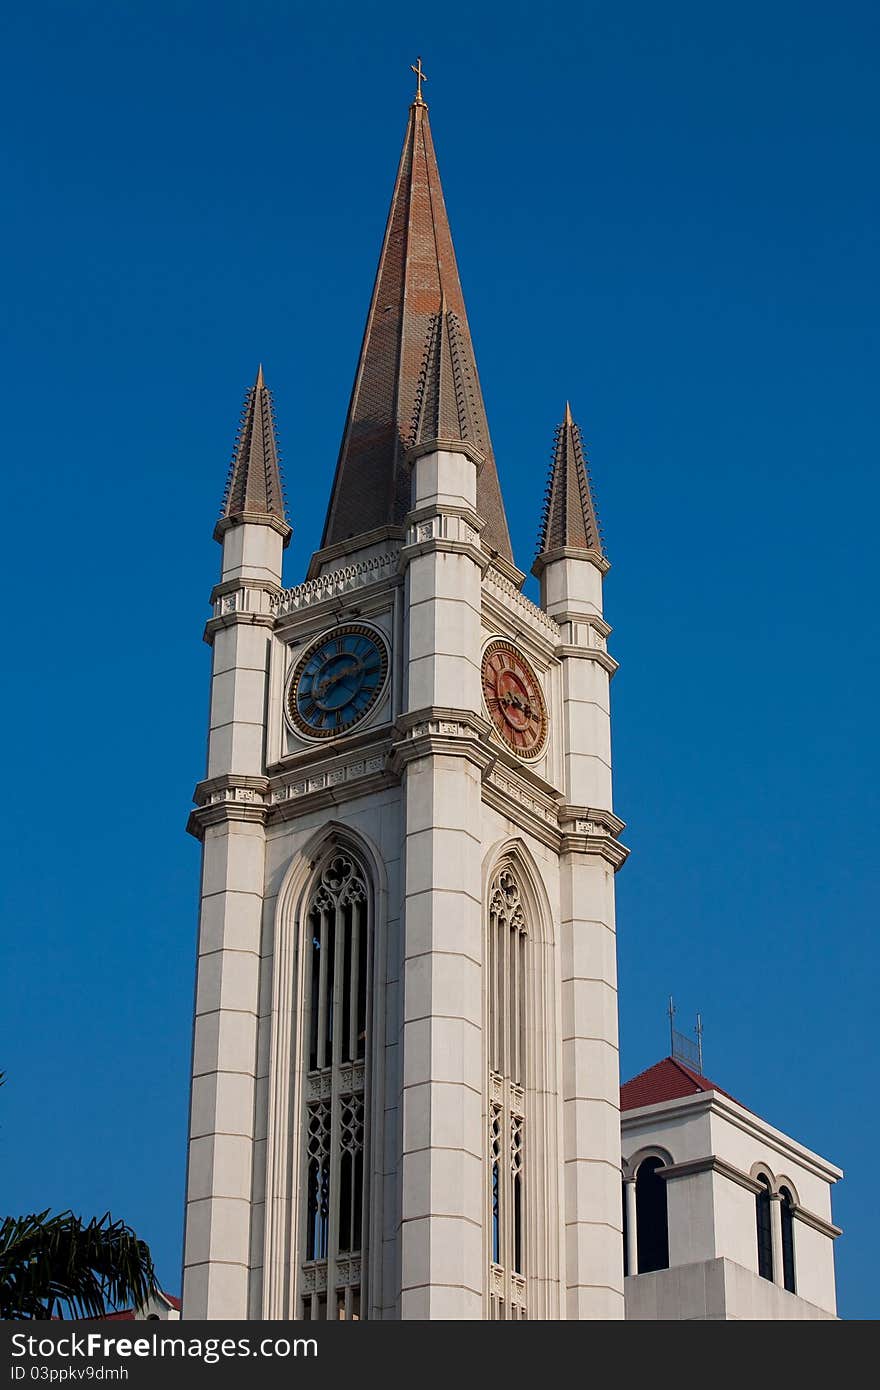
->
[533,402,605,570]
[320,97,513,563]
[410,292,488,457]
[215,365,291,544]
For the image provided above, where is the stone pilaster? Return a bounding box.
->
[395,447,487,1318]
[182,523,279,1319]
[540,549,626,1319]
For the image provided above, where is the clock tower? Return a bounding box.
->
[182,79,628,1321]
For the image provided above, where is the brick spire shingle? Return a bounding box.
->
[320,98,513,562]
[215,365,291,544]
[534,403,605,566]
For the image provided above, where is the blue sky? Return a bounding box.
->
[1,1,876,1319]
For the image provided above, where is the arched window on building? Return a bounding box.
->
[298,851,370,1320]
[780,1186,796,1294]
[755,1175,774,1282]
[635,1157,669,1273]
[488,867,528,1320]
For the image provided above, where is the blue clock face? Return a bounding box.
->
[288,624,389,739]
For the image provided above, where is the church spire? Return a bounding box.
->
[319,91,513,562]
[533,402,605,571]
[215,365,291,544]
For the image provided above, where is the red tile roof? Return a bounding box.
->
[620,1056,746,1113]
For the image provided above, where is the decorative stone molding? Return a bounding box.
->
[554,612,619,675]
[268,752,390,819]
[558,804,626,839]
[214,511,291,543]
[187,774,270,837]
[406,502,485,534]
[486,554,528,589]
[483,567,560,643]
[660,1155,764,1195]
[624,1091,843,1189]
[659,1156,842,1238]
[398,507,489,573]
[203,582,278,643]
[533,543,611,577]
[272,547,400,619]
[210,585,276,619]
[304,525,405,581]
[791,1205,843,1240]
[556,612,611,644]
[404,437,486,469]
[389,708,496,774]
[558,802,629,870]
[487,766,559,827]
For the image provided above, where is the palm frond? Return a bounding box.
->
[0,1210,158,1320]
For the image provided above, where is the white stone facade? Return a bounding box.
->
[181,442,629,1319]
[621,1086,842,1319]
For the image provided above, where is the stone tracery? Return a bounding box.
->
[300,852,370,1320]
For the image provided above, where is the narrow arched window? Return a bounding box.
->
[635,1158,669,1273]
[780,1187,796,1293]
[487,867,528,1320]
[299,852,370,1320]
[755,1175,773,1281]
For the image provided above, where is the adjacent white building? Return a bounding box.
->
[179,78,843,1322]
[621,1058,842,1319]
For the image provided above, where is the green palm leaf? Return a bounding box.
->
[0,1210,158,1320]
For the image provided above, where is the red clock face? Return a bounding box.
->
[482,641,548,758]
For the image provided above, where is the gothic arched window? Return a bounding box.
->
[780,1186,796,1294]
[299,851,370,1320]
[635,1157,669,1273]
[756,1175,774,1282]
[487,867,528,1320]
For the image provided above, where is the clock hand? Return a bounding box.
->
[315,660,363,697]
[500,690,540,721]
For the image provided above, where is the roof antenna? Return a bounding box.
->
[668,996,704,1073]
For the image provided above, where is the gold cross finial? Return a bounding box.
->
[411,56,427,104]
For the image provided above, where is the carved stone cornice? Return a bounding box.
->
[659,1157,842,1238]
[389,708,496,775]
[404,438,486,469]
[305,526,405,582]
[481,594,560,668]
[267,722,395,777]
[556,645,619,676]
[557,802,629,869]
[482,568,560,646]
[560,829,629,870]
[558,803,626,838]
[660,1155,763,1195]
[398,509,489,574]
[274,546,402,624]
[187,773,270,839]
[791,1205,843,1240]
[532,544,611,577]
[486,556,527,589]
[482,765,562,853]
[267,751,393,821]
[203,582,278,644]
[405,502,485,532]
[210,576,283,603]
[214,512,291,542]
